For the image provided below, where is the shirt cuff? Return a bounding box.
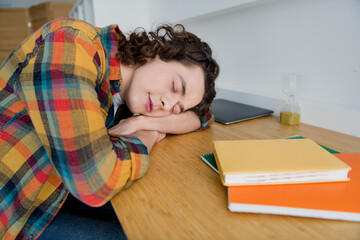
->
[110,135,149,189]
[197,111,215,131]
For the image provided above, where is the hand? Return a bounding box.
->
[108,115,143,136]
[130,130,166,152]
[109,111,201,136]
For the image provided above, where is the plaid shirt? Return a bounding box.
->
[0,18,213,239]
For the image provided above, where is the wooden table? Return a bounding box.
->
[111,116,360,240]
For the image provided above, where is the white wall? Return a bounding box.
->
[92,0,150,34]
[181,0,360,107]
[165,0,360,137]
[90,0,360,137]
[148,0,258,23]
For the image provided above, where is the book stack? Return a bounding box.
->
[201,137,360,222]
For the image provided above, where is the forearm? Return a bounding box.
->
[108,111,203,136]
[140,111,201,134]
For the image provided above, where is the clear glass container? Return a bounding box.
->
[280,74,301,125]
[280,95,301,125]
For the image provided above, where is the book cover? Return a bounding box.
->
[228,153,360,222]
[200,135,340,175]
[212,139,350,186]
[284,135,340,153]
[200,153,219,174]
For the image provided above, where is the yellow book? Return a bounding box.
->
[212,139,351,186]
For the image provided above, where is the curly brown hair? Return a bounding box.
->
[116,24,219,116]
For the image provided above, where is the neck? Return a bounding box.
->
[119,64,136,101]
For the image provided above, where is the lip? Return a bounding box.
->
[146,94,153,112]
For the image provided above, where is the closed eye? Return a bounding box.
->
[172,81,176,92]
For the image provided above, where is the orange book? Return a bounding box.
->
[228,154,360,222]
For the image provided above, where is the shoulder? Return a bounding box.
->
[35,18,103,43]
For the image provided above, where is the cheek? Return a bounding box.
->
[125,90,143,114]
[188,94,204,110]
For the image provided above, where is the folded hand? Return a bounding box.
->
[108,115,142,136]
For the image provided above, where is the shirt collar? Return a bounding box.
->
[100,24,123,94]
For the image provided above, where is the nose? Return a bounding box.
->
[161,95,179,113]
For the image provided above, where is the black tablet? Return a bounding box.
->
[211,99,273,124]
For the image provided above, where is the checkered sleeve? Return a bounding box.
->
[20,26,149,206]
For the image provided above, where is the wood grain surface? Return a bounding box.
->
[111,116,360,240]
